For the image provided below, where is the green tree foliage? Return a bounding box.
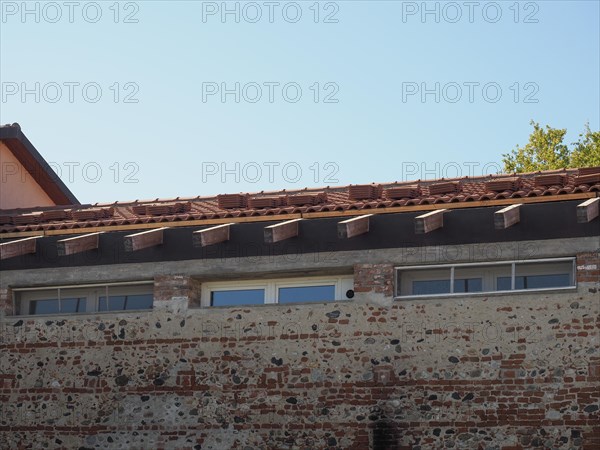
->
[502,121,600,172]
[570,123,600,168]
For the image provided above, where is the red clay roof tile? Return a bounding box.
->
[575,173,600,185]
[485,177,521,192]
[385,185,421,199]
[534,174,566,187]
[428,181,461,195]
[348,184,381,200]
[1,167,598,234]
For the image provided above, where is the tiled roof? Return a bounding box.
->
[1,167,599,235]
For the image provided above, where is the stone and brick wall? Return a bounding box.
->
[154,275,202,308]
[354,264,394,298]
[577,252,600,283]
[0,287,12,317]
[0,251,599,449]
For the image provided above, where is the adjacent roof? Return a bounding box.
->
[0,123,80,206]
[1,166,598,236]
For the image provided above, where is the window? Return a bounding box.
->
[201,276,353,307]
[14,282,154,316]
[210,289,265,307]
[396,258,575,299]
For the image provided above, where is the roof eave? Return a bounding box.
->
[0,124,80,206]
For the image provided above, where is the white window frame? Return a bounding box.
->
[13,281,154,316]
[201,275,354,307]
[395,257,576,300]
[203,281,270,307]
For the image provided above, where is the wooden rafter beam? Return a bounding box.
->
[124,227,167,252]
[338,214,372,239]
[495,204,521,229]
[264,219,302,244]
[0,236,41,260]
[415,209,447,234]
[193,223,233,247]
[57,232,103,256]
[577,197,599,223]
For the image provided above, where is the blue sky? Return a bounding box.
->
[1,0,599,204]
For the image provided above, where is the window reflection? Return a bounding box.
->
[497,274,571,291]
[211,289,265,307]
[278,285,335,304]
[29,297,86,315]
[412,279,482,295]
[98,294,153,311]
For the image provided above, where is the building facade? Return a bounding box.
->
[0,126,599,449]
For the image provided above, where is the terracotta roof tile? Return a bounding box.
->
[1,167,599,234]
[248,196,285,209]
[428,181,461,195]
[287,192,327,206]
[575,173,600,185]
[348,184,381,200]
[385,185,421,199]
[217,194,248,209]
[70,208,114,221]
[485,177,521,192]
[11,212,43,225]
[534,174,566,187]
[578,167,600,176]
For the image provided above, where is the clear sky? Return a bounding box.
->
[1,0,599,204]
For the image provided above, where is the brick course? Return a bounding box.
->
[154,275,202,307]
[577,252,600,283]
[354,263,394,297]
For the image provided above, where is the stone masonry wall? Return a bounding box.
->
[0,252,599,449]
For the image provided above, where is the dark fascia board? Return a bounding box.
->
[0,124,80,206]
[0,200,597,271]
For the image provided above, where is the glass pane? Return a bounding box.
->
[61,298,86,313]
[497,276,512,291]
[398,267,451,296]
[29,299,59,315]
[99,294,153,311]
[211,289,265,307]
[412,280,450,295]
[123,294,153,310]
[98,296,112,311]
[278,285,336,304]
[524,273,570,289]
[454,278,482,293]
[515,261,573,290]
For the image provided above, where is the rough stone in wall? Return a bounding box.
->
[0,260,599,449]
